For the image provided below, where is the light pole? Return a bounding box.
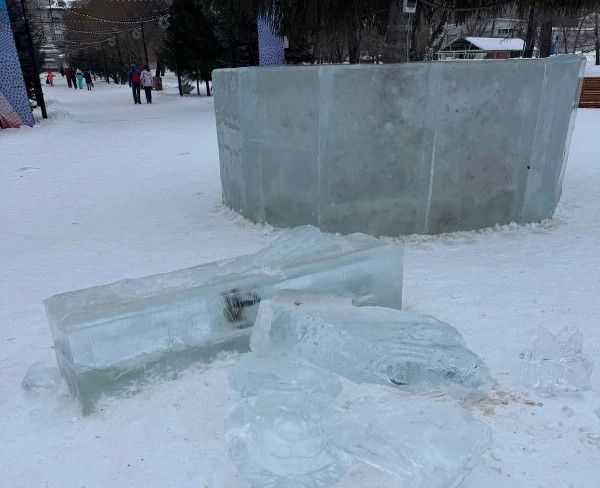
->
[140,23,149,66]
[19,0,47,119]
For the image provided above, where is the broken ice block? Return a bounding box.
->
[44,226,402,413]
[330,393,492,487]
[225,354,490,487]
[226,391,351,488]
[229,354,343,400]
[520,326,593,394]
[250,292,490,396]
[21,362,58,391]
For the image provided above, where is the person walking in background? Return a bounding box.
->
[76,71,84,90]
[129,65,141,104]
[140,65,153,104]
[84,70,93,91]
[64,68,72,88]
[46,70,54,87]
[70,69,77,90]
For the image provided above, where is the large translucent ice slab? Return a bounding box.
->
[251,292,490,396]
[44,226,402,413]
[520,326,593,394]
[226,354,491,487]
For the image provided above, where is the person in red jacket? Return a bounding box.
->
[129,64,141,104]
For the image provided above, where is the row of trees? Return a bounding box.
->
[7,0,600,103]
[211,0,600,63]
[56,0,258,94]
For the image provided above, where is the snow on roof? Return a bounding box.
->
[464,37,525,51]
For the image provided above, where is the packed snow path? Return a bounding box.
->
[1,75,600,487]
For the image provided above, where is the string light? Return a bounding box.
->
[60,26,139,35]
[66,8,169,25]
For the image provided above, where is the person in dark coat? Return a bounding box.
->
[84,70,93,91]
[64,68,72,88]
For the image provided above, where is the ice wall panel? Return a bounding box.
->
[256,68,320,226]
[213,56,585,236]
[318,64,436,235]
[214,70,244,213]
[522,57,584,222]
[427,61,541,233]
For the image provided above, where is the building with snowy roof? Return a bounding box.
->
[437,37,526,60]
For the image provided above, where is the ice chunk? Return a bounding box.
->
[225,354,490,487]
[43,226,403,413]
[250,292,490,396]
[330,393,492,487]
[21,362,58,391]
[225,391,351,488]
[520,326,593,394]
[229,354,342,400]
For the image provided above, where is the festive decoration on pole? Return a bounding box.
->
[257,15,285,66]
[0,0,35,128]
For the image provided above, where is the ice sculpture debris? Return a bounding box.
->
[43,226,403,413]
[520,326,593,394]
[226,391,351,488]
[21,362,58,391]
[330,394,492,487]
[225,353,491,488]
[250,292,491,396]
[229,354,342,400]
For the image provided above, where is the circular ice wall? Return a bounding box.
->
[213,56,584,236]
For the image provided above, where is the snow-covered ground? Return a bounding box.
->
[1,73,599,488]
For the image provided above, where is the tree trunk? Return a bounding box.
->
[347,27,360,64]
[196,71,200,96]
[572,13,590,54]
[523,7,536,58]
[205,78,211,97]
[594,12,600,66]
[383,0,410,63]
[538,20,553,58]
[155,51,162,77]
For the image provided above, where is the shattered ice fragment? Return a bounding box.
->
[225,354,491,488]
[43,226,402,413]
[521,326,593,394]
[21,362,57,391]
[229,354,342,400]
[250,292,491,396]
[329,394,492,487]
[225,391,350,488]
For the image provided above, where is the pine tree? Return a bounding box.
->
[163,0,225,96]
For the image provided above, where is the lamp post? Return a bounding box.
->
[140,22,149,66]
[19,0,47,119]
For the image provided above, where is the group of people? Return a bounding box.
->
[59,68,94,91]
[45,64,157,104]
[128,64,154,105]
